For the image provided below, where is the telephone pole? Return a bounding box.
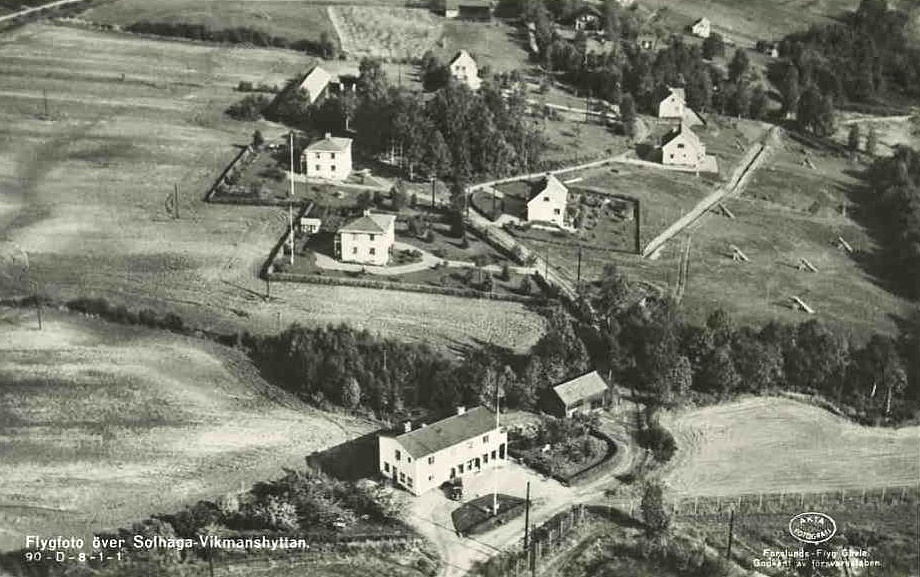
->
[523,482,531,550]
[174,184,180,220]
[576,245,582,292]
[726,509,735,559]
[289,132,295,266]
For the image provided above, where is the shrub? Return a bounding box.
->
[519,276,532,295]
[138,308,160,327]
[500,263,511,281]
[637,422,677,463]
[226,94,271,121]
[236,80,254,92]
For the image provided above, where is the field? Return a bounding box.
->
[641,0,862,45]
[332,5,442,60]
[81,0,338,45]
[660,396,920,498]
[0,306,374,552]
[670,131,917,333]
[0,23,546,354]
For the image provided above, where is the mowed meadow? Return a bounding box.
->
[0,307,374,552]
[660,397,920,498]
[0,23,545,353]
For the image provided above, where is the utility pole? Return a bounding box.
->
[174,184,180,220]
[36,298,42,330]
[492,383,500,516]
[523,482,531,550]
[43,89,49,119]
[726,509,735,559]
[576,245,582,291]
[431,177,436,209]
[289,132,295,266]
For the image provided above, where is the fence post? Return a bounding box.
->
[758,493,763,512]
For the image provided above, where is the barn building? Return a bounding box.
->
[298,65,332,104]
[660,125,706,167]
[544,371,612,418]
[378,406,507,496]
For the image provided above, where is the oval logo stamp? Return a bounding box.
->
[788,512,837,544]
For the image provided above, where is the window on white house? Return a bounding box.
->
[331,153,336,159]
[482,435,489,443]
[315,165,321,171]
[331,165,336,172]
[428,456,435,465]
[428,475,434,481]
[395,450,401,461]
[352,247,357,254]
[407,455,411,463]
[554,208,560,215]
[384,462,390,472]
[677,143,685,149]
[369,248,376,255]
[399,472,405,483]
[407,477,413,487]
[369,234,375,241]
[543,197,550,202]
[315,153,320,159]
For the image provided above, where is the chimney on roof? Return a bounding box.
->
[324,132,332,140]
[456,406,466,415]
[402,420,412,433]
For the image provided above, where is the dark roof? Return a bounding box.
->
[390,406,498,458]
[338,212,395,234]
[445,0,491,10]
[552,371,608,406]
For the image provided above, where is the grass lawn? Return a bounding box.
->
[0,307,373,553]
[539,115,630,166]
[333,5,442,61]
[398,222,513,265]
[81,0,339,46]
[451,494,526,536]
[437,18,530,75]
[0,23,546,354]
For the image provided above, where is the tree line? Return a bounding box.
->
[585,264,918,424]
[862,146,920,300]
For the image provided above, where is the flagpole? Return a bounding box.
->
[493,380,500,515]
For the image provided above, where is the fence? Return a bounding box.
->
[204,145,256,202]
[490,504,592,577]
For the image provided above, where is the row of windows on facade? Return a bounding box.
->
[351,246,377,255]
[314,152,338,159]
[314,165,339,172]
[383,449,498,486]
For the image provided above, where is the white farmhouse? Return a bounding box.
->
[526,173,569,227]
[448,50,482,90]
[378,406,507,496]
[691,17,711,39]
[302,133,353,181]
[298,66,332,104]
[335,210,396,266]
[661,125,707,167]
[658,87,686,119]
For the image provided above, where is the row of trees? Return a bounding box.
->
[586,265,918,424]
[125,21,338,57]
[247,304,590,419]
[863,146,920,300]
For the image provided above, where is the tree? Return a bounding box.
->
[619,93,637,137]
[749,85,769,120]
[650,355,692,404]
[866,126,879,155]
[797,85,835,137]
[640,482,670,537]
[341,377,361,408]
[729,82,751,118]
[702,32,725,60]
[391,181,407,211]
[252,129,264,149]
[595,263,630,320]
[782,65,801,116]
[425,129,452,178]
[319,31,337,59]
[698,345,741,398]
[848,123,862,151]
[728,48,750,83]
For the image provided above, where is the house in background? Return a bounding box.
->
[526,173,569,227]
[572,5,603,31]
[298,65,332,104]
[299,217,322,234]
[448,49,482,90]
[690,17,711,38]
[336,210,396,266]
[440,0,492,20]
[378,406,507,496]
[544,371,612,418]
[660,124,707,167]
[302,133,353,181]
[637,33,658,51]
[657,87,705,127]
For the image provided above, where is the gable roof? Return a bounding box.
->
[692,17,710,27]
[445,0,491,10]
[662,125,704,150]
[391,406,498,458]
[575,4,602,18]
[449,49,477,68]
[299,65,332,97]
[552,371,608,407]
[337,211,396,234]
[527,173,568,205]
[305,133,352,153]
[663,86,686,103]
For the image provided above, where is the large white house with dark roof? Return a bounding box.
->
[336,210,396,266]
[378,406,507,495]
[302,132,352,181]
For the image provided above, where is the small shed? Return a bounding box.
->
[544,371,611,418]
[300,217,322,234]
